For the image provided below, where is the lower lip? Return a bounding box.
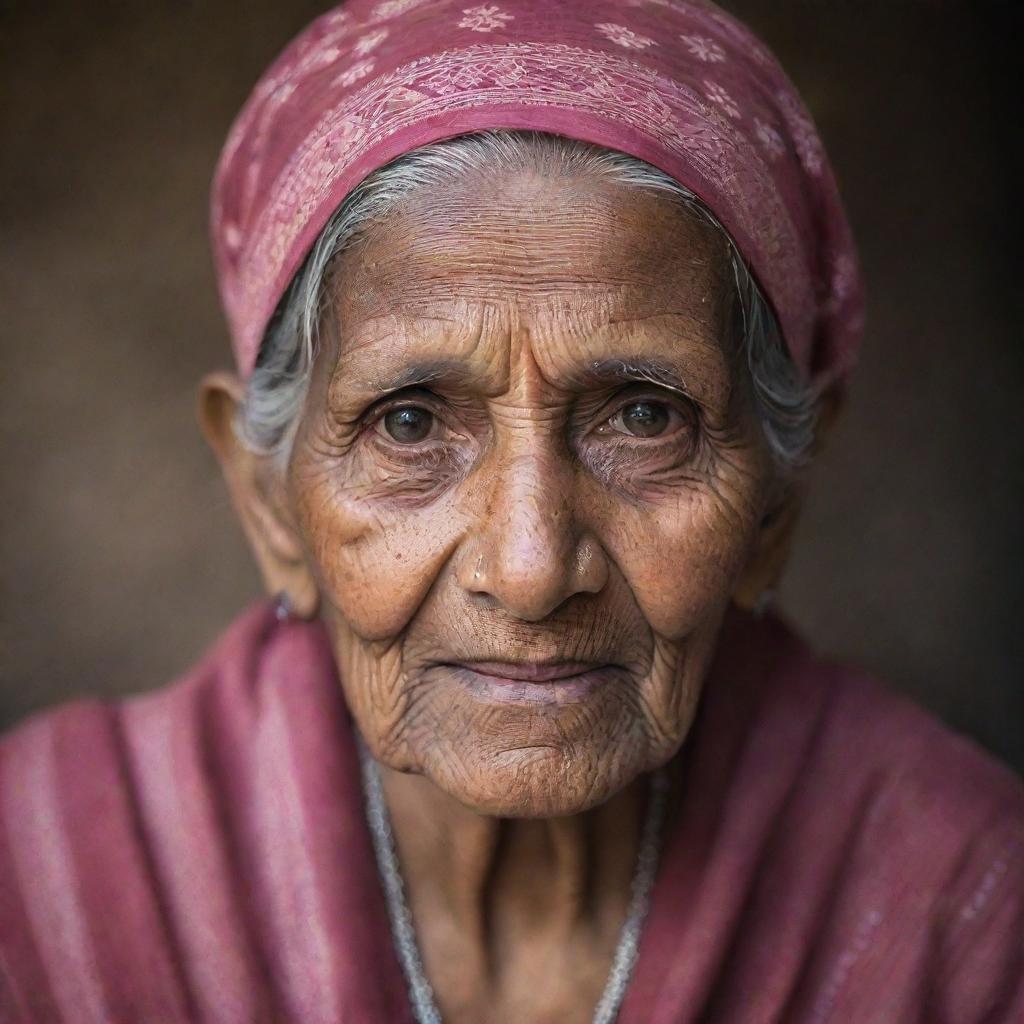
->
[445,665,622,705]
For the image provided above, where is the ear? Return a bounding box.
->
[732,383,844,612]
[198,371,319,618]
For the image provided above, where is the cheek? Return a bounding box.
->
[595,474,764,638]
[291,456,469,641]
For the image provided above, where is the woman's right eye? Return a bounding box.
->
[378,405,436,444]
[609,400,672,438]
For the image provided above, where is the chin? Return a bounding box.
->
[418,739,653,818]
[363,660,699,816]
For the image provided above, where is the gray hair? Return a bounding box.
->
[239,130,816,470]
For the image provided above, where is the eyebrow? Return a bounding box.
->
[364,359,472,395]
[355,354,718,408]
[584,357,697,398]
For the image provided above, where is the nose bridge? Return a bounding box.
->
[474,428,580,620]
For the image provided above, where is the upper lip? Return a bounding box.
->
[451,660,607,682]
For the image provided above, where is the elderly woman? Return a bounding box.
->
[2,1,1022,1021]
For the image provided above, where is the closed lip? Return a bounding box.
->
[451,660,606,683]
[446,661,621,706]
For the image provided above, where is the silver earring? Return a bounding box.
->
[274,591,294,622]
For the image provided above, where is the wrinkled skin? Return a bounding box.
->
[202,167,794,1022]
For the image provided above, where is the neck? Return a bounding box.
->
[374,760,670,1021]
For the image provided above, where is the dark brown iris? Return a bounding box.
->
[622,401,669,437]
[384,406,433,443]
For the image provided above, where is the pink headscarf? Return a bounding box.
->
[211,0,864,388]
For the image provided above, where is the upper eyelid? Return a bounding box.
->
[364,387,444,418]
[616,378,699,404]
[597,384,701,421]
[368,390,461,445]
[606,402,693,435]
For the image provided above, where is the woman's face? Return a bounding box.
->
[281,170,776,816]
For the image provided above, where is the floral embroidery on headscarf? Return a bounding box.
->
[354,29,389,56]
[373,0,429,18]
[704,79,740,118]
[333,59,376,87]
[303,46,345,72]
[680,34,726,63]
[212,0,866,390]
[595,23,657,50]
[754,117,785,158]
[458,5,514,31]
[776,90,824,176]
[321,9,352,30]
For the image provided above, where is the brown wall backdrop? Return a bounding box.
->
[2,1,1022,769]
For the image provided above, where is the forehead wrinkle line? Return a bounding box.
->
[326,307,477,400]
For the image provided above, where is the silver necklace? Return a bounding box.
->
[359,744,669,1024]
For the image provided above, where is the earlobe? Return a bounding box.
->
[197,372,319,618]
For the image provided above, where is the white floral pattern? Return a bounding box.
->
[703,79,739,118]
[680,34,726,63]
[321,10,350,30]
[458,5,514,32]
[354,28,389,56]
[333,59,376,88]
[245,43,791,290]
[595,23,657,50]
[754,117,785,158]
[373,0,429,18]
[271,82,295,105]
[776,90,823,176]
[305,46,343,72]
[225,42,820,385]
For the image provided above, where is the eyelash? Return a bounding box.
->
[370,395,442,430]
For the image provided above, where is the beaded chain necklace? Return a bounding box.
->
[359,744,669,1024]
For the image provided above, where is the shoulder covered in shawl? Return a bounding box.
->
[625,610,1024,1022]
[0,603,1021,1023]
[0,603,409,1023]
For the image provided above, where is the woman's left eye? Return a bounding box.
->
[377,405,437,444]
[601,399,685,439]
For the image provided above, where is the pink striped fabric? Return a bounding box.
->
[210,0,865,387]
[1,603,1021,1021]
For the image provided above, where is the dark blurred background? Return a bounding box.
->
[2,1,1021,769]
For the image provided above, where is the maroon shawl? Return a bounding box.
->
[1,603,1021,1022]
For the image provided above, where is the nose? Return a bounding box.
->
[458,446,609,621]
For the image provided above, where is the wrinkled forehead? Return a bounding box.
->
[330,171,733,327]
[321,173,738,409]
[211,0,864,388]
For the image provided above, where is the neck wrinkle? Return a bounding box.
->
[378,763,652,980]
